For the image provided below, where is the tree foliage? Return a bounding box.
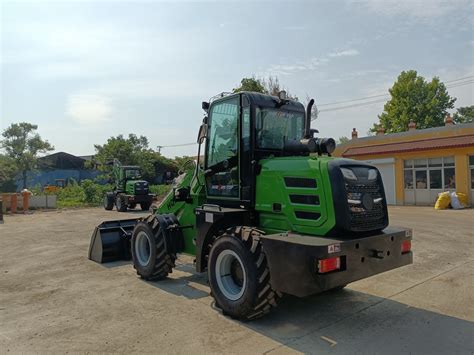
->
[0,154,17,192]
[233,75,298,100]
[453,105,474,124]
[337,136,350,144]
[233,76,320,121]
[233,76,266,93]
[1,122,54,189]
[93,134,177,183]
[373,70,456,133]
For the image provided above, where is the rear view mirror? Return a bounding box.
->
[197,123,208,143]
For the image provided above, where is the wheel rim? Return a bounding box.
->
[135,231,151,266]
[215,250,246,301]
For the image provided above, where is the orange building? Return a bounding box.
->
[334,116,474,206]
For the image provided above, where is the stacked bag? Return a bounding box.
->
[435,191,469,210]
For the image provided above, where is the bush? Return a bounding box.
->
[53,180,112,208]
[81,179,112,204]
[149,184,172,199]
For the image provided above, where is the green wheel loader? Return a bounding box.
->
[103,159,154,212]
[89,91,413,320]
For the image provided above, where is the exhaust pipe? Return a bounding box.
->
[305,98,314,138]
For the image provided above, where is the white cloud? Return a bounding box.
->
[328,49,360,58]
[266,48,359,76]
[66,94,113,125]
[351,0,472,19]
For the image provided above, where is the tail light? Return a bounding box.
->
[401,240,411,254]
[317,257,341,274]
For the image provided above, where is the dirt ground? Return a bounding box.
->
[1,206,473,354]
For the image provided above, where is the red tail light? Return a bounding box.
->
[401,240,411,254]
[318,257,341,274]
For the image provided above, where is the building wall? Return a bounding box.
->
[16,169,101,191]
[349,147,472,205]
[334,124,474,206]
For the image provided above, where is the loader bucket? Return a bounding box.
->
[88,219,139,263]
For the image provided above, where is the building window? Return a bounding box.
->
[415,170,427,189]
[404,169,413,189]
[403,156,456,190]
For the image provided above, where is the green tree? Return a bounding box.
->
[373,70,456,133]
[93,134,177,182]
[233,75,297,99]
[1,122,54,189]
[0,154,17,192]
[233,76,266,93]
[453,105,474,124]
[337,136,350,144]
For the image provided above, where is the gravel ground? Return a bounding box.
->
[1,206,473,354]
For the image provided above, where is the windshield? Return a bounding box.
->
[255,108,305,149]
[125,169,141,179]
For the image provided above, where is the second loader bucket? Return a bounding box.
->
[88,219,139,263]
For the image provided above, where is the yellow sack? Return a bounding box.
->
[435,192,451,210]
[456,192,469,207]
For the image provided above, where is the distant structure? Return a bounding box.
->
[16,152,101,191]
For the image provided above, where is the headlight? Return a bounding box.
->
[341,168,357,181]
[368,169,378,180]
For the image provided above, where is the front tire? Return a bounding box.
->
[131,215,176,280]
[208,226,278,320]
[115,193,127,212]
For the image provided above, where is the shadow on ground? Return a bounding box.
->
[142,260,474,354]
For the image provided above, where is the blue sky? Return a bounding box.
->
[1,0,473,158]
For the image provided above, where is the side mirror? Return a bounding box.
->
[202,101,210,111]
[197,123,208,143]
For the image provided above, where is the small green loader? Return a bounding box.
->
[89,91,413,320]
[103,159,154,212]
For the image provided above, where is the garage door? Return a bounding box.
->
[362,158,396,205]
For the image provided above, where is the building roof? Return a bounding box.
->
[38,152,86,170]
[342,134,474,157]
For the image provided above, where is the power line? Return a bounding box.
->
[312,79,474,119]
[317,75,474,108]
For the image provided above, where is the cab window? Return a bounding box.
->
[206,97,239,197]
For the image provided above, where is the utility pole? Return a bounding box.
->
[157,145,163,154]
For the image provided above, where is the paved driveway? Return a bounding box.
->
[1,206,473,354]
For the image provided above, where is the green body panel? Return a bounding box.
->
[156,170,206,255]
[156,156,338,257]
[255,156,336,236]
[125,179,144,195]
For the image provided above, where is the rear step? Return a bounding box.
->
[88,219,139,263]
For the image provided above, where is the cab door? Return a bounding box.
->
[205,96,241,204]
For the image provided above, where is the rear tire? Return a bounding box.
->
[208,226,278,320]
[103,193,114,210]
[131,215,176,280]
[115,194,127,212]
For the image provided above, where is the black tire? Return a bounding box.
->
[140,202,151,211]
[131,214,176,280]
[129,203,137,209]
[103,193,114,210]
[208,226,278,320]
[115,193,127,212]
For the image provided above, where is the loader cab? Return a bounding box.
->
[203,92,306,208]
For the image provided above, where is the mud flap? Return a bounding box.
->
[88,219,139,263]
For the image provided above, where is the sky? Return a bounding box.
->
[1,0,473,158]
